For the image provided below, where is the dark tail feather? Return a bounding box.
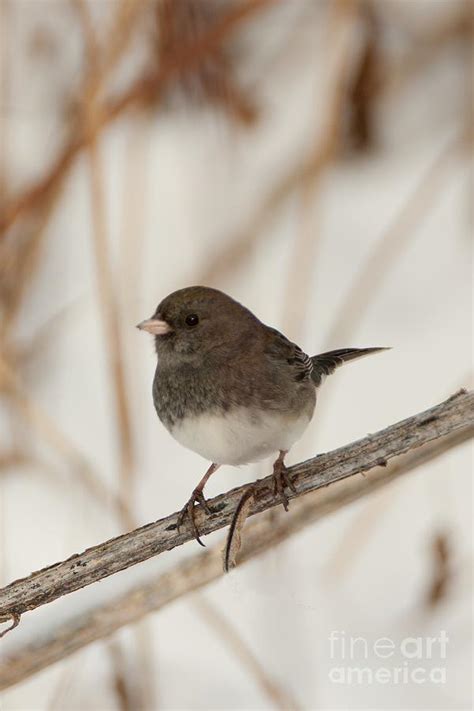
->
[310,347,389,387]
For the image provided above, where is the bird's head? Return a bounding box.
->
[137,286,257,362]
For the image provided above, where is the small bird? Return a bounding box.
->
[138,286,387,545]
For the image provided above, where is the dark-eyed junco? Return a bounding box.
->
[138,286,387,544]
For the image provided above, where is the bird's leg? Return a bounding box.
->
[271,450,296,512]
[177,463,220,546]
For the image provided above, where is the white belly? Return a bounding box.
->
[170,408,311,465]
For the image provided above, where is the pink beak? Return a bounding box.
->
[136,318,172,336]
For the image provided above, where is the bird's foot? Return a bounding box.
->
[272,461,296,512]
[176,488,212,547]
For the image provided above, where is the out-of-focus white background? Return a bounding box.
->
[0,1,472,709]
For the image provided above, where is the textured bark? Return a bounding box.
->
[0,390,472,631]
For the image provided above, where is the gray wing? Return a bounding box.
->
[264,327,313,383]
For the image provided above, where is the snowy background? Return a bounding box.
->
[0,1,472,709]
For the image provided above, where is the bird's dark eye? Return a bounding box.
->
[185,313,199,327]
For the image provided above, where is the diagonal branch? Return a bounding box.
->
[0,389,472,628]
[0,390,472,688]
[0,401,471,690]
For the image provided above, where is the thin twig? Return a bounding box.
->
[0,355,132,522]
[0,0,9,202]
[47,656,84,711]
[282,0,357,334]
[224,486,256,572]
[197,21,469,289]
[424,531,453,608]
[197,0,362,289]
[0,398,471,689]
[0,188,61,340]
[323,130,465,348]
[0,0,273,236]
[107,639,138,711]
[85,70,135,508]
[380,3,473,100]
[75,0,136,508]
[76,5,156,706]
[0,612,20,639]
[0,389,472,627]
[193,596,302,710]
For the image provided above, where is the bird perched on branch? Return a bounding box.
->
[138,286,387,545]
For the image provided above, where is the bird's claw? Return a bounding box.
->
[176,489,211,546]
[272,463,296,512]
